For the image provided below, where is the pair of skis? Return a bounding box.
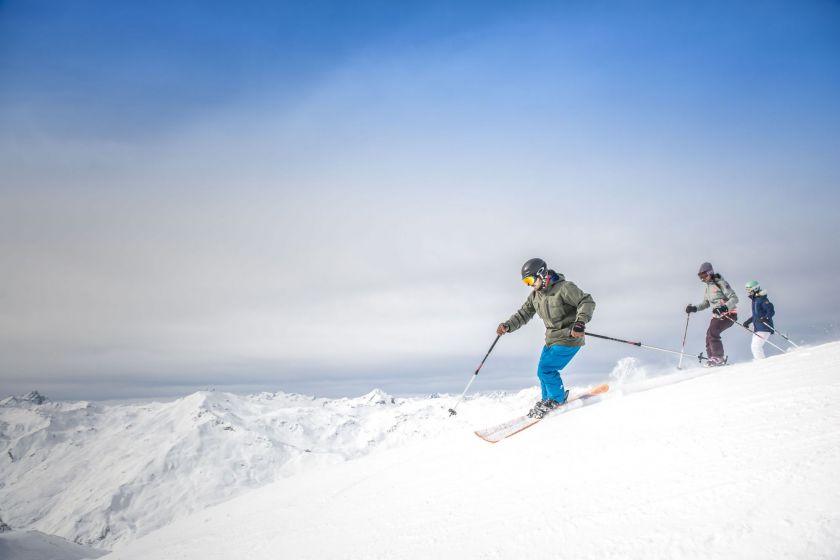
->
[474,384,609,443]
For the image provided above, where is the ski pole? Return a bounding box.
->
[586,331,709,363]
[678,313,691,370]
[761,321,801,349]
[448,334,501,416]
[723,316,787,353]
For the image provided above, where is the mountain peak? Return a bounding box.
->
[359,388,395,405]
[0,390,48,407]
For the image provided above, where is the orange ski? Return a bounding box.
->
[474,383,609,443]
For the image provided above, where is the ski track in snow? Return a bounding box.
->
[2,342,840,559]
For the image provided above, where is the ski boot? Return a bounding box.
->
[526,390,570,419]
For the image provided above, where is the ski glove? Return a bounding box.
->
[713,305,728,316]
[685,305,697,314]
[743,318,753,329]
[571,321,586,334]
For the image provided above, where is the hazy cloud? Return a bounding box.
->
[2,1,839,399]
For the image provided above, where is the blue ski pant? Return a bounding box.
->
[537,344,580,402]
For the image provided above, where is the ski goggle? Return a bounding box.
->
[523,275,539,286]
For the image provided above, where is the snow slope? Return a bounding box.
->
[104,342,840,560]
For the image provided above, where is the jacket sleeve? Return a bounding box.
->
[562,281,596,323]
[505,293,536,332]
[696,284,711,311]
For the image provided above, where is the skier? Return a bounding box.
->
[496,258,595,418]
[743,280,776,360]
[685,262,739,366]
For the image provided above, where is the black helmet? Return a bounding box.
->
[521,258,547,280]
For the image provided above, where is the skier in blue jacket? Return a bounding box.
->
[743,280,776,359]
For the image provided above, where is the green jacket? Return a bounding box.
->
[696,273,739,313]
[504,273,595,347]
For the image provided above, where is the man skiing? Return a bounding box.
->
[685,262,739,366]
[496,258,595,418]
[743,280,776,360]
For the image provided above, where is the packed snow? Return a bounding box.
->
[2,342,839,559]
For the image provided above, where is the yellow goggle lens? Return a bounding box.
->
[523,275,537,286]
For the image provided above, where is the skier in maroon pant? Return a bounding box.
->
[685,262,739,366]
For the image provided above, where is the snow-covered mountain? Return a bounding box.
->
[0,379,537,550]
[0,530,108,560]
[107,342,840,560]
[3,342,839,559]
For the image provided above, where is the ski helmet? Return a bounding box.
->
[745,280,760,293]
[521,258,547,280]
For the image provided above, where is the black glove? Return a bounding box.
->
[571,321,586,334]
[685,305,697,314]
[743,318,753,329]
[713,305,728,316]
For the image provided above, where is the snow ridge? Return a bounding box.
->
[0,384,532,549]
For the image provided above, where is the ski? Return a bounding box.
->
[474,383,609,443]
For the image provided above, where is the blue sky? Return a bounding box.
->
[1,0,839,400]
